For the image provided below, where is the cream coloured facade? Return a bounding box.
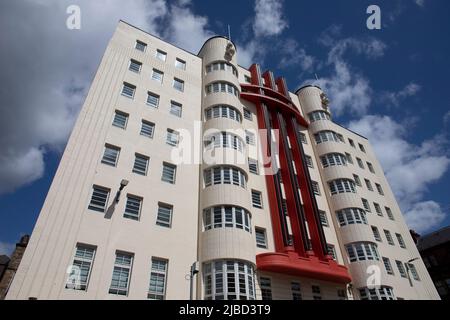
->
[5,21,439,300]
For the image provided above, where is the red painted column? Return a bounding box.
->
[287,117,329,260]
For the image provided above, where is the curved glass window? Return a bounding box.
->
[203,206,251,232]
[206,82,239,97]
[206,61,238,77]
[203,260,255,300]
[309,110,331,122]
[204,132,245,153]
[314,130,343,144]
[336,208,368,226]
[205,105,242,123]
[328,179,356,195]
[345,242,380,262]
[204,166,246,188]
[359,286,395,300]
[320,153,347,168]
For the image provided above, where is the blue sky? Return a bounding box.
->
[0,0,449,255]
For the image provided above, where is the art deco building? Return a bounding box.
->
[5,21,440,300]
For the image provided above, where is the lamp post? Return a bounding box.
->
[189,261,199,300]
[114,179,129,203]
[406,257,419,287]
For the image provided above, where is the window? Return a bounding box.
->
[308,110,331,122]
[112,110,128,129]
[101,144,120,167]
[362,198,371,212]
[155,49,167,61]
[328,179,356,195]
[312,285,322,300]
[365,179,373,191]
[319,210,328,227]
[346,242,379,262]
[140,120,155,138]
[245,130,255,145]
[123,195,142,221]
[349,139,355,148]
[166,129,179,146]
[327,244,336,260]
[382,257,394,275]
[396,233,406,248]
[244,75,252,83]
[337,289,346,300]
[156,203,173,228]
[205,132,244,153]
[353,174,361,186]
[66,245,95,291]
[121,82,135,98]
[204,166,247,188]
[203,260,255,300]
[170,101,182,117]
[407,263,420,281]
[109,252,133,296]
[147,92,160,108]
[359,143,366,153]
[372,226,382,242]
[243,108,252,120]
[314,130,342,144]
[152,69,163,83]
[298,132,307,144]
[396,260,407,278]
[255,228,267,248]
[357,157,365,169]
[205,61,238,77]
[175,58,186,70]
[148,258,168,299]
[205,105,242,122]
[305,155,314,168]
[205,82,239,96]
[320,153,347,168]
[203,206,251,232]
[248,158,259,174]
[385,207,395,220]
[260,277,272,300]
[384,230,395,245]
[133,154,149,176]
[173,78,184,92]
[367,162,375,173]
[135,40,147,52]
[162,163,176,184]
[129,59,142,73]
[375,183,384,195]
[374,203,383,216]
[311,181,321,195]
[336,208,367,226]
[359,286,395,300]
[88,186,109,212]
[251,190,263,209]
[345,152,353,164]
[291,282,302,300]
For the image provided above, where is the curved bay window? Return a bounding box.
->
[204,166,247,188]
[203,206,251,232]
[204,132,245,153]
[203,260,255,300]
[205,105,242,123]
[206,61,238,77]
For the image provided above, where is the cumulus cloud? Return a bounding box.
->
[253,0,288,37]
[0,241,15,256]
[404,201,445,233]
[0,0,220,194]
[278,39,315,72]
[415,0,425,7]
[348,115,450,233]
[381,82,421,107]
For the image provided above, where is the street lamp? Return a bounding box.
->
[189,261,199,300]
[114,179,129,203]
[405,257,419,287]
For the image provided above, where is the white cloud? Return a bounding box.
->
[348,115,449,232]
[0,241,15,256]
[415,0,425,7]
[444,110,450,125]
[404,201,445,233]
[253,0,288,37]
[381,82,421,107]
[278,39,315,72]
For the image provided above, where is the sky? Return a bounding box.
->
[0,0,449,256]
